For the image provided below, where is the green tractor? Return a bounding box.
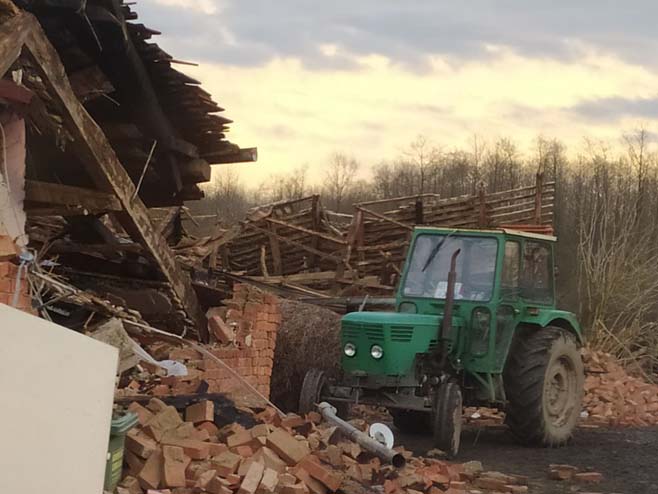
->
[299,227,584,456]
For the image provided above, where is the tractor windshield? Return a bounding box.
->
[402,234,498,301]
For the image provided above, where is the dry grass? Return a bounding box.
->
[270,299,342,411]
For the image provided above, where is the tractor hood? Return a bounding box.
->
[340,311,463,377]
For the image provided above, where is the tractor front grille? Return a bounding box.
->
[342,321,385,342]
[390,325,414,342]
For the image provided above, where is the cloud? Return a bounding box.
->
[137,1,658,71]
[570,96,658,122]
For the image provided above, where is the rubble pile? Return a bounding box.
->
[582,348,658,426]
[117,285,281,407]
[117,398,529,494]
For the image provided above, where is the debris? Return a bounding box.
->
[582,348,658,427]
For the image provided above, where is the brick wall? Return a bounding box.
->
[145,285,281,406]
[0,236,31,312]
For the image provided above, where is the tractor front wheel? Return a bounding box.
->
[504,327,584,447]
[299,368,350,418]
[431,382,462,458]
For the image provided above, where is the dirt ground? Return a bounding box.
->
[396,424,658,494]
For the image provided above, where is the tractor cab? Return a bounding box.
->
[300,227,584,458]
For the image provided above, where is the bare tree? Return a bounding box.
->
[324,153,358,212]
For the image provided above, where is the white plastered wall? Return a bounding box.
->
[0,304,118,494]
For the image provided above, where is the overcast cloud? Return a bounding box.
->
[140,1,658,69]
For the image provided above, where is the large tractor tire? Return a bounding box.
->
[431,382,462,458]
[504,327,584,447]
[390,410,428,434]
[299,368,350,418]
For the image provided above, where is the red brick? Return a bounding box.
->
[161,439,210,460]
[208,443,229,456]
[146,398,169,413]
[185,400,214,423]
[125,450,146,476]
[144,407,184,442]
[252,447,287,474]
[162,446,190,488]
[239,461,265,494]
[129,402,155,426]
[197,421,219,436]
[228,429,255,448]
[266,428,310,465]
[126,430,158,459]
[138,448,163,490]
[208,476,233,494]
[257,468,279,494]
[196,469,218,490]
[291,464,327,494]
[298,457,342,491]
[211,451,242,476]
[281,483,310,494]
[209,315,235,344]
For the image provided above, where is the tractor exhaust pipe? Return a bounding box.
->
[317,402,406,468]
[437,249,461,368]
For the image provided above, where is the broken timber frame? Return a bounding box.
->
[2,11,209,340]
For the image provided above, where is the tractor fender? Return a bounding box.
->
[517,309,584,344]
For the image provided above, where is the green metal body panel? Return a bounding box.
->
[337,227,583,405]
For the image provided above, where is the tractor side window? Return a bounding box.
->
[501,241,520,300]
[520,241,553,304]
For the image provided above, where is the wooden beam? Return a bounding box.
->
[243,222,343,263]
[356,205,414,231]
[206,147,257,164]
[180,158,211,183]
[21,15,208,340]
[267,223,283,276]
[0,11,31,78]
[25,180,122,212]
[265,217,347,245]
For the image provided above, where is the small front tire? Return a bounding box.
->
[432,382,462,458]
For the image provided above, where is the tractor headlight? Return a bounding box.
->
[344,342,357,357]
[370,344,384,359]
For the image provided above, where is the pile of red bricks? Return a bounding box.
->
[120,285,281,406]
[582,348,658,426]
[117,398,529,494]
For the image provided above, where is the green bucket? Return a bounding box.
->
[104,412,139,492]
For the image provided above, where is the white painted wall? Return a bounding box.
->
[0,304,118,494]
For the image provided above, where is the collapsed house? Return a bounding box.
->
[0,0,255,341]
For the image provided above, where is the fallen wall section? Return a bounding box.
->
[135,285,281,406]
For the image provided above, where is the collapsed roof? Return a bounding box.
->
[14,0,256,207]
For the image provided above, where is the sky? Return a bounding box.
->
[138,1,658,185]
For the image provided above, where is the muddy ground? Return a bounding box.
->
[396,424,658,494]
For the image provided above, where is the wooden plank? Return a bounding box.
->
[25,180,122,212]
[265,217,347,245]
[356,206,414,231]
[205,147,257,164]
[267,223,283,276]
[0,12,31,78]
[22,16,209,340]
[242,222,343,263]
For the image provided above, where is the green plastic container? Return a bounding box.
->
[104,412,138,492]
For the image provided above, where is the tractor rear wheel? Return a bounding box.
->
[299,368,350,418]
[504,327,584,447]
[431,382,462,458]
[391,410,428,434]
